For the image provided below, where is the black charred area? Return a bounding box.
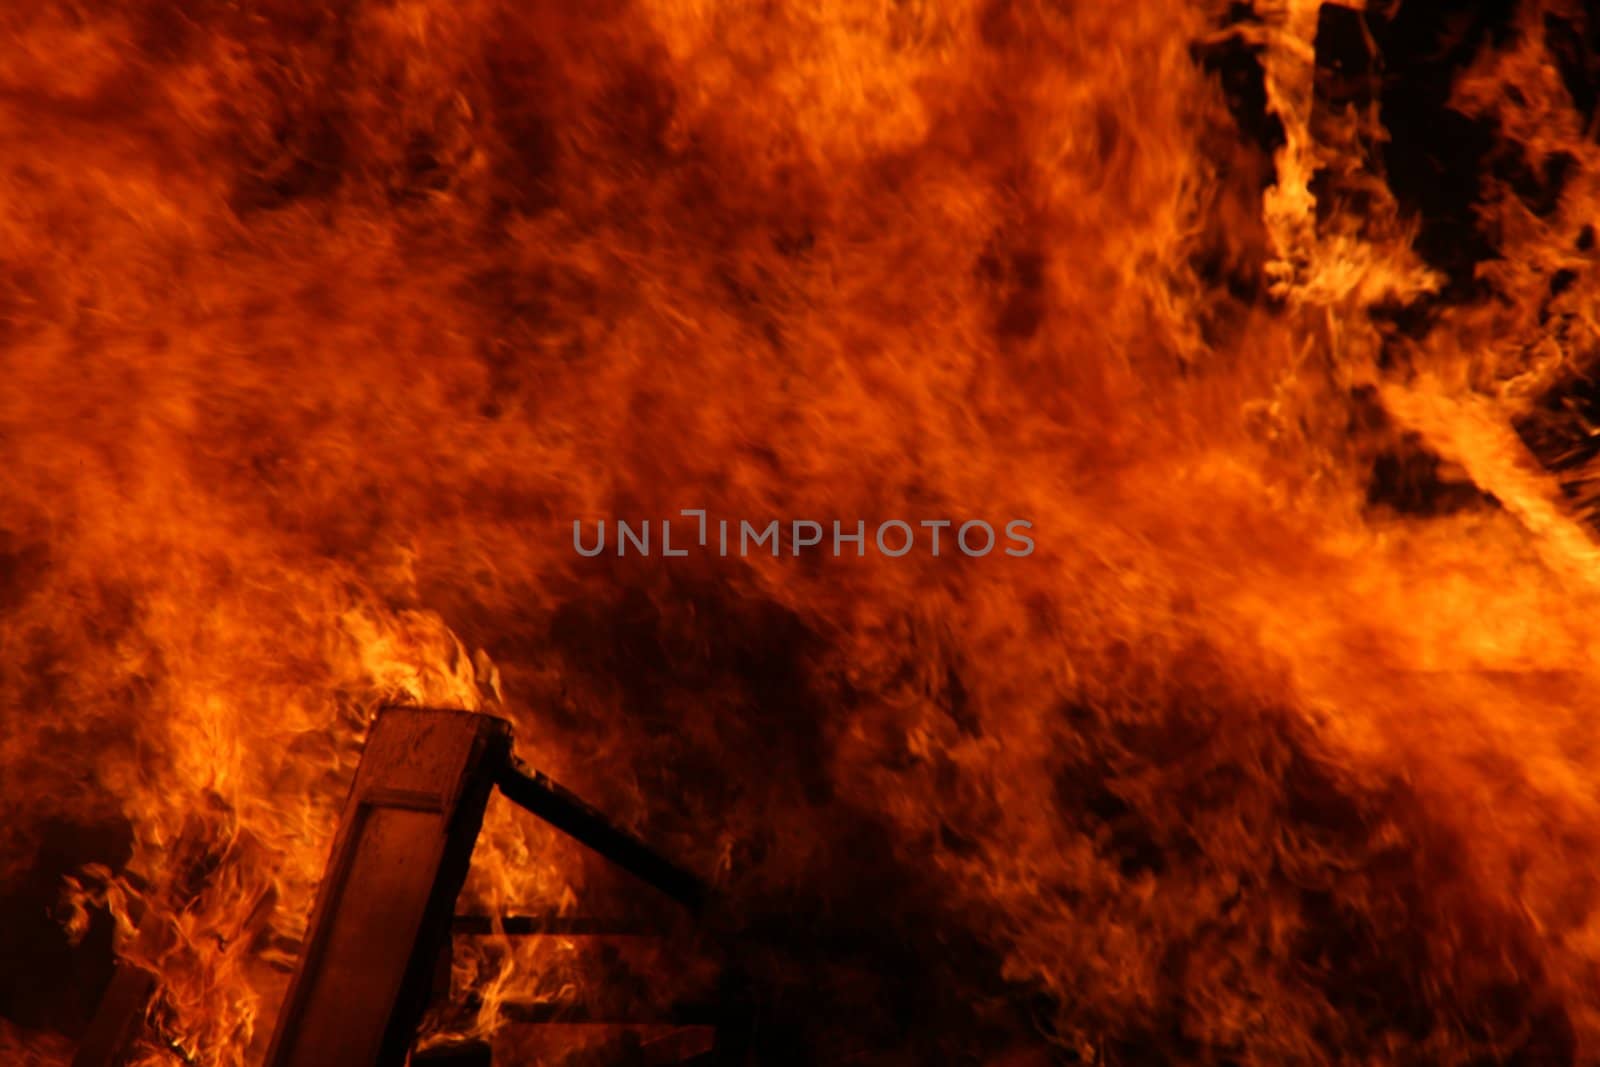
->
[1192,5,1287,163]
[0,817,131,1039]
[1345,386,1500,519]
[1042,646,1576,1067]
[726,833,1041,1065]
[0,533,142,1046]
[1310,2,1589,518]
[1512,355,1600,523]
[1544,10,1600,129]
[1315,0,1591,456]
[541,574,838,813]
[1313,0,1521,303]
[1508,236,1600,522]
[467,572,1072,1063]
[490,567,1584,1065]
[1364,439,1498,518]
[1183,4,1289,331]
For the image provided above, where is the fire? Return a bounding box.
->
[4,0,1600,1063]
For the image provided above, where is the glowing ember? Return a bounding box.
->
[3,0,1600,1063]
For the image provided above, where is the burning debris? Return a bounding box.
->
[4,0,1600,1064]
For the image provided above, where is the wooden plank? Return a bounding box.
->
[72,811,227,1067]
[263,708,511,1067]
[639,1027,718,1064]
[451,913,665,937]
[411,1038,492,1066]
[71,964,158,1067]
[497,1000,722,1026]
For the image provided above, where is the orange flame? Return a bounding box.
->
[5,0,1600,1063]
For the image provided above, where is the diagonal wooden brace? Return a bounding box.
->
[494,759,706,915]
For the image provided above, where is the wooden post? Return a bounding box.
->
[262,708,512,1067]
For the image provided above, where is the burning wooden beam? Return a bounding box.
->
[258,706,732,1066]
[493,760,708,915]
[263,708,511,1067]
